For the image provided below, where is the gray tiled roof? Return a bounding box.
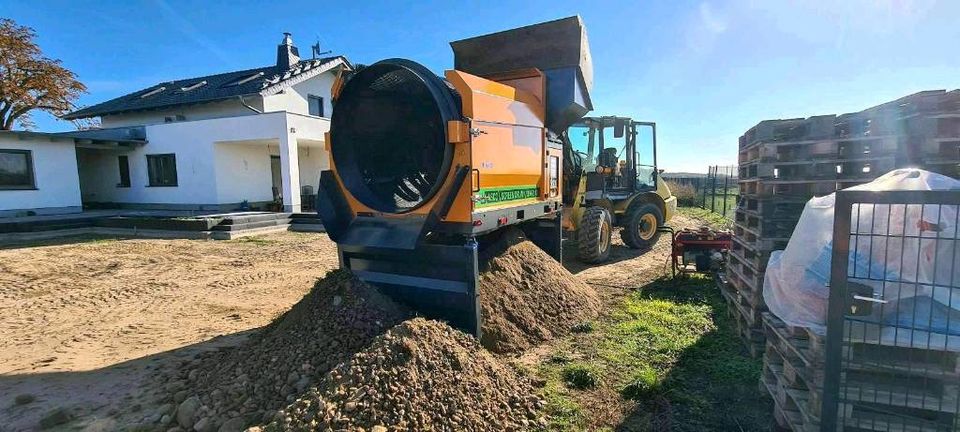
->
[63,56,349,120]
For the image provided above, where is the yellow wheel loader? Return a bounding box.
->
[561,117,677,263]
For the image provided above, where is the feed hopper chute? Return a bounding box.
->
[316,17,593,336]
[449,15,593,133]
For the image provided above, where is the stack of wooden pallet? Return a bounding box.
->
[761,312,960,432]
[725,90,960,358]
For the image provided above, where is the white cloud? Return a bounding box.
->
[152,0,234,66]
[699,2,728,34]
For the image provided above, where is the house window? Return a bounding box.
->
[0,149,35,190]
[118,155,131,187]
[308,94,324,117]
[146,153,178,187]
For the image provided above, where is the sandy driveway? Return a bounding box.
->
[0,232,338,430]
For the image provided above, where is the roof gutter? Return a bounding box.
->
[238,95,262,114]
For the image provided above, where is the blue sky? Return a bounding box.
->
[4,0,957,173]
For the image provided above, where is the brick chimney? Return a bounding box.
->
[277,32,300,70]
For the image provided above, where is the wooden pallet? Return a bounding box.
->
[733,225,789,257]
[730,235,776,272]
[738,197,808,221]
[741,157,896,183]
[761,312,960,432]
[721,283,765,358]
[735,210,801,239]
[739,134,900,165]
[721,274,766,327]
[727,252,766,297]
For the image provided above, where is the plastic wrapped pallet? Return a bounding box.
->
[763,169,960,339]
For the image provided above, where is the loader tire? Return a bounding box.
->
[621,202,663,250]
[577,206,612,263]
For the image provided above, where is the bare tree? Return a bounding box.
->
[0,18,86,130]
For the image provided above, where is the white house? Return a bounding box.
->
[0,33,349,217]
[0,131,86,217]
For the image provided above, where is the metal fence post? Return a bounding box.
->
[710,165,718,213]
[700,169,709,209]
[722,165,730,217]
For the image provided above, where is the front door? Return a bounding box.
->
[270,156,282,201]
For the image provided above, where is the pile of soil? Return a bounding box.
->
[258,318,545,432]
[155,270,410,431]
[479,228,601,353]
[152,228,596,430]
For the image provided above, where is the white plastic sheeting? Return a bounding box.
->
[762,169,960,344]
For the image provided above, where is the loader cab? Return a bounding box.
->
[567,116,658,199]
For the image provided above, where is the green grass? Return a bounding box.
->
[678,206,734,230]
[535,275,771,431]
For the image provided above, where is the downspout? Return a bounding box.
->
[238,95,262,114]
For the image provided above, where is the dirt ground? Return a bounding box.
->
[0,214,704,431]
[0,232,339,431]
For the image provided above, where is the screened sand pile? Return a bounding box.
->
[259,318,545,432]
[153,228,595,430]
[479,228,601,353]
[155,270,409,431]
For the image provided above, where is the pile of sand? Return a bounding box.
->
[155,270,410,431]
[151,229,598,430]
[259,318,545,432]
[479,228,601,353]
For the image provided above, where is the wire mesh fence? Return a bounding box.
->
[664,165,739,219]
[822,190,960,431]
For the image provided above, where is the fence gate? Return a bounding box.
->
[822,190,960,431]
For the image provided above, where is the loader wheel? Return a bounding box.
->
[577,206,612,263]
[621,202,663,250]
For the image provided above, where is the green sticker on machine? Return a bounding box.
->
[475,185,539,208]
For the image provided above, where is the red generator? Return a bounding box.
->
[670,226,733,276]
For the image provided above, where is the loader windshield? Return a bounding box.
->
[567,124,598,172]
[568,118,658,192]
[635,125,657,190]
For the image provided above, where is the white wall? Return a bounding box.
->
[78,112,330,209]
[262,71,336,117]
[100,98,263,128]
[296,145,326,192]
[0,135,81,215]
[214,142,275,204]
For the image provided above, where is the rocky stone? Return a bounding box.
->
[38,407,72,429]
[174,390,189,404]
[13,394,34,405]
[156,403,174,416]
[218,417,246,432]
[176,396,201,428]
[193,416,215,432]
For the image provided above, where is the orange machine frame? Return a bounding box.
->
[325,68,563,235]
